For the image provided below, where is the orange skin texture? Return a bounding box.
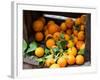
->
[76,55,85,65]
[67,54,76,65]
[50,64,60,68]
[45,58,55,67]
[35,32,44,42]
[48,24,58,34]
[46,39,55,48]
[76,41,84,50]
[57,57,67,67]
[53,32,60,41]
[33,20,44,32]
[65,18,74,29]
[78,31,85,41]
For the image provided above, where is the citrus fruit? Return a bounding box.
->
[57,57,67,67]
[53,32,60,41]
[64,34,70,41]
[80,25,85,31]
[48,24,58,34]
[76,55,85,65]
[78,31,85,41]
[75,18,81,26]
[45,34,53,40]
[35,32,44,41]
[45,58,55,67]
[65,18,74,28]
[46,39,55,48]
[50,64,60,68]
[35,47,44,57]
[73,30,78,37]
[80,15,87,25]
[60,22,67,31]
[76,41,84,49]
[33,20,44,32]
[67,40,74,48]
[67,54,76,65]
[66,29,72,36]
[67,47,77,56]
[73,36,78,45]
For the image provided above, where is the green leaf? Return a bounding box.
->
[60,33,65,39]
[45,48,50,55]
[23,40,27,52]
[52,47,59,55]
[78,49,85,55]
[60,40,67,49]
[36,58,45,65]
[26,41,37,53]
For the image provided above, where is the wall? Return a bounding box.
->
[0,0,99,80]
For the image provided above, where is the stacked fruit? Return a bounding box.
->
[27,15,86,68]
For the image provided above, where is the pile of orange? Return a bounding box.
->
[32,15,86,68]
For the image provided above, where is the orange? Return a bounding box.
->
[67,47,77,56]
[78,31,85,41]
[73,30,78,37]
[45,58,55,67]
[75,18,81,26]
[67,40,74,48]
[48,24,58,34]
[76,55,85,65]
[67,54,76,65]
[66,29,72,36]
[76,41,84,49]
[46,39,55,48]
[53,32,60,41]
[35,32,44,42]
[35,47,44,57]
[73,36,78,45]
[65,18,74,29]
[80,15,87,25]
[44,30,49,36]
[64,34,70,41]
[47,20,55,26]
[80,25,85,31]
[60,22,67,31]
[33,20,44,32]
[50,64,60,68]
[43,26,47,32]
[57,57,67,67]
[45,34,53,40]
[39,17,46,24]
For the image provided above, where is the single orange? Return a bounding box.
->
[76,55,85,65]
[46,39,55,48]
[45,58,55,67]
[33,20,44,32]
[50,64,60,68]
[64,34,70,41]
[78,31,85,41]
[57,57,67,67]
[67,47,77,56]
[75,18,81,26]
[35,32,44,42]
[48,24,58,34]
[60,22,67,31]
[67,54,76,65]
[53,32,60,41]
[76,41,84,49]
[35,47,44,57]
[65,18,74,29]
